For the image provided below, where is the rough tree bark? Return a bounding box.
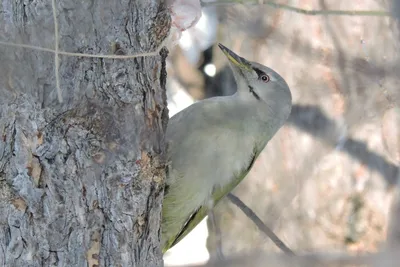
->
[0,0,170,266]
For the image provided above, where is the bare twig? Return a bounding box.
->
[51,0,61,102]
[201,0,391,17]
[227,193,295,255]
[208,210,225,261]
[0,40,169,59]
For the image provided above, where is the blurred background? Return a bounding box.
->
[164,0,400,265]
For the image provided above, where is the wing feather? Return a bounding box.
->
[162,149,258,253]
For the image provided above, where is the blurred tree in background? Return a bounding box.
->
[165,0,400,266]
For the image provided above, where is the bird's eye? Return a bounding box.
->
[260,74,270,83]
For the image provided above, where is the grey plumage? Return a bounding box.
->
[162,44,292,253]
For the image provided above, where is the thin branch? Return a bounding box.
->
[0,40,169,59]
[226,193,295,255]
[201,0,391,17]
[208,210,225,261]
[51,0,62,103]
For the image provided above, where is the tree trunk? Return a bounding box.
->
[0,1,170,266]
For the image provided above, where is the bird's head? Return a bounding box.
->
[218,43,292,120]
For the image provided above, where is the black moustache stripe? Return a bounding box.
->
[248,86,261,100]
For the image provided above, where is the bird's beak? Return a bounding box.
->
[218,43,252,71]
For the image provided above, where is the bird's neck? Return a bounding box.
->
[233,92,290,146]
[235,91,290,124]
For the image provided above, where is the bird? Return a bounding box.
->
[161,43,292,253]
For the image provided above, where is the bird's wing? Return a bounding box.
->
[166,97,240,144]
[163,148,258,253]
